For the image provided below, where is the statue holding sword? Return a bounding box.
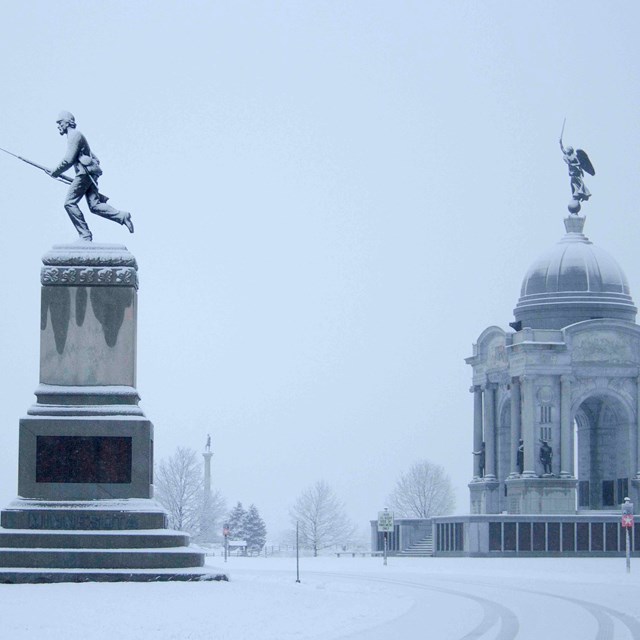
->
[559,119,595,215]
[0,111,134,241]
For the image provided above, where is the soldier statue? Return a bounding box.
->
[539,440,553,476]
[517,438,524,475]
[472,442,486,478]
[47,111,134,241]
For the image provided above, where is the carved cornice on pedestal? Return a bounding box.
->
[41,243,138,288]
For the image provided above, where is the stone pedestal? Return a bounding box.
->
[505,477,578,514]
[469,479,500,514]
[0,244,223,583]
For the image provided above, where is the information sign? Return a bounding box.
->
[377,510,394,533]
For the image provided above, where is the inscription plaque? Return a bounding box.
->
[36,436,132,483]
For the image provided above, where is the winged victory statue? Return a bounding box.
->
[559,120,595,214]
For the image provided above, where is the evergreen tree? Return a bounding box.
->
[244,504,267,553]
[226,502,247,541]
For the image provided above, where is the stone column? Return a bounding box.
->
[203,448,213,499]
[201,445,214,540]
[509,377,521,476]
[560,375,572,478]
[483,384,496,479]
[521,376,537,477]
[636,376,640,479]
[473,386,483,478]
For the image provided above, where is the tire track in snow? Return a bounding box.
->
[313,572,519,639]
[314,571,640,640]
[499,585,640,640]
[444,577,640,640]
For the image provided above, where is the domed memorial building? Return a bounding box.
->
[433,214,640,556]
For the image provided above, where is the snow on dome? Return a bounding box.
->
[513,215,636,330]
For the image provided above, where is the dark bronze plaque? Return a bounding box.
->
[36,436,132,483]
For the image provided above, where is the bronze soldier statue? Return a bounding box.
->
[48,111,134,241]
[517,438,524,475]
[472,442,486,478]
[539,440,553,476]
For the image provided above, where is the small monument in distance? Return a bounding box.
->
[0,114,225,582]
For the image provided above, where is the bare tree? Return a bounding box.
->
[290,480,356,556]
[155,447,205,533]
[199,489,227,543]
[387,460,455,518]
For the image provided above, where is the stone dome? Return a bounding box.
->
[513,216,636,330]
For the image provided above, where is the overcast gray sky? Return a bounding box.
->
[1,2,639,540]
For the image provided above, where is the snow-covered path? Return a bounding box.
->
[0,557,639,639]
[321,565,640,639]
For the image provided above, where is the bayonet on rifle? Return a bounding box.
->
[0,146,71,185]
[0,145,109,202]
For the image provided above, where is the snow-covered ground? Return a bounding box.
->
[1,556,639,639]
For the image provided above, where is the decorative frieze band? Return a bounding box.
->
[41,266,138,287]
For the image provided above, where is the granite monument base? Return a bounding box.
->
[505,477,578,514]
[0,243,227,582]
[469,478,500,514]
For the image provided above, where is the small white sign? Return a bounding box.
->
[377,510,394,532]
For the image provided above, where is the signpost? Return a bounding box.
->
[377,508,394,566]
[621,498,634,574]
[295,520,301,583]
[223,525,230,563]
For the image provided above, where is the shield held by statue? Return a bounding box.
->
[576,149,595,176]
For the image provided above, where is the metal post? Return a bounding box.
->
[296,520,301,583]
[383,532,388,566]
[622,498,634,574]
[222,524,229,563]
[626,528,631,574]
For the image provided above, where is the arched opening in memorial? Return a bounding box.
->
[574,392,632,511]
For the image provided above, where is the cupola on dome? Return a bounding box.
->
[513,215,636,330]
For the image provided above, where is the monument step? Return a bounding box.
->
[398,535,434,557]
[0,568,228,584]
[0,529,189,549]
[0,547,205,569]
[1,507,168,531]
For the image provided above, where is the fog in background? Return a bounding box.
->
[0,2,638,541]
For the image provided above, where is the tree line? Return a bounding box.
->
[155,447,454,555]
